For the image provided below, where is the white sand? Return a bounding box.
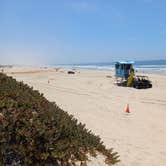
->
[5,66,166,166]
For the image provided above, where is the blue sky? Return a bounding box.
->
[1,0,166,65]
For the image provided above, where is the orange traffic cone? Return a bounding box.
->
[125,104,130,113]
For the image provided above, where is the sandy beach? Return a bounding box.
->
[4,66,166,166]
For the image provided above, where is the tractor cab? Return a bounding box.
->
[115,61,134,79]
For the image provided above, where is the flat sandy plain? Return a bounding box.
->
[4,66,166,166]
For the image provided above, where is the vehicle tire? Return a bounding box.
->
[149,84,152,88]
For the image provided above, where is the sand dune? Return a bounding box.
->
[5,66,166,166]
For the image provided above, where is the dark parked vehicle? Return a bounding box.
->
[132,75,152,89]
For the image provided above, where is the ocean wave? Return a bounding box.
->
[51,64,166,74]
[136,65,166,68]
[135,67,166,74]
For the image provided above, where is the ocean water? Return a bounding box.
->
[53,60,166,74]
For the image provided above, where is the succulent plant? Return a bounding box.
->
[0,73,120,165]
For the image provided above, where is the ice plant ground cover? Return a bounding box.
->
[0,73,119,166]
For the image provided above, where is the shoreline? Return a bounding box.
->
[1,65,166,76]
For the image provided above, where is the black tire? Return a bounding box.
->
[149,84,152,88]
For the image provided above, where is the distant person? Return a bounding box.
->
[130,65,134,74]
[127,65,135,86]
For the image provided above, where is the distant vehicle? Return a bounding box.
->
[132,75,152,89]
[115,61,152,89]
[68,71,75,74]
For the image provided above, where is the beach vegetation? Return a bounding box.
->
[0,73,120,166]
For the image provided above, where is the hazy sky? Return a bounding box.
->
[1,0,166,65]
